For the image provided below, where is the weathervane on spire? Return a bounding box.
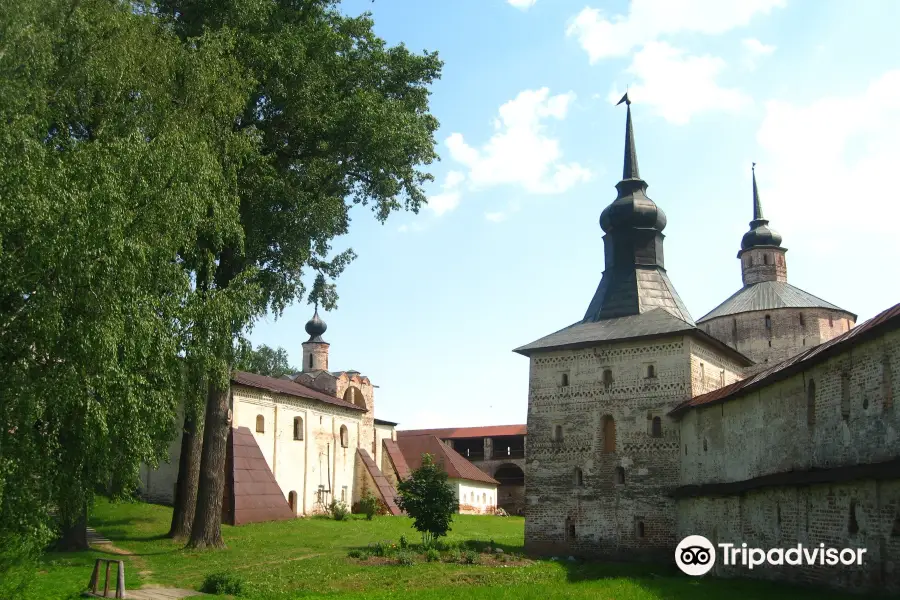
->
[616,90,631,106]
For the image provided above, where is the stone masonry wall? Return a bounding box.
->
[676,480,900,594]
[701,307,856,375]
[680,327,900,486]
[525,335,699,560]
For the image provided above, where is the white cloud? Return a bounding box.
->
[742,37,776,69]
[446,88,591,195]
[424,170,466,217]
[397,222,425,234]
[507,0,537,10]
[567,0,786,63]
[485,212,508,222]
[609,42,751,125]
[756,70,900,246]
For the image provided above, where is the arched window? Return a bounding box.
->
[574,468,584,486]
[288,491,297,514]
[339,425,349,448]
[553,425,563,441]
[807,380,816,426]
[602,415,616,453]
[615,466,625,484]
[470,491,475,503]
[646,365,656,379]
[293,417,304,441]
[603,368,613,387]
[765,314,772,331]
[561,373,569,387]
[482,493,487,504]
[636,520,645,538]
[651,417,662,438]
[255,415,265,433]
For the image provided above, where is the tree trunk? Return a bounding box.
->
[187,377,230,549]
[56,503,89,551]
[168,405,204,539]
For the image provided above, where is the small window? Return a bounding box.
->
[636,520,645,538]
[703,438,708,452]
[764,254,769,265]
[482,493,487,504]
[255,415,265,433]
[341,486,347,503]
[799,313,805,328]
[848,500,859,535]
[765,314,771,331]
[829,315,834,327]
[884,355,894,412]
[603,368,613,387]
[561,373,569,387]
[807,380,816,426]
[574,468,584,486]
[340,425,349,448]
[646,365,656,379]
[293,417,304,441]
[684,444,688,455]
[841,373,851,420]
[566,519,576,540]
[651,417,662,438]
[553,425,563,441]
[615,466,625,484]
[732,318,737,337]
[288,491,297,513]
[309,354,313,368]
[720,370,725,386]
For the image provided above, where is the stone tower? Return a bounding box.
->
[697,165,856,372]
[301,308,330,373]
[515,96,752,560]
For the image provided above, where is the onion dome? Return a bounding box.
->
[599,93,667,234]
[741,164,782,249]
[304,307,327,343]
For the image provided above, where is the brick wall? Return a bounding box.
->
[701,308,855,375]
[524,335,695,560]
[676,480,900,594]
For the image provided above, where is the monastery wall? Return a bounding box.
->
[524,334,700,560]
[679,327,899,486]
[455,479,498,515]
[139,402,183,505]
[701,307,855,375]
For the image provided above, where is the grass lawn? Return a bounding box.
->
[24,499,879,600]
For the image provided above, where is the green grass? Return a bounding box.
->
[23,499,878,599]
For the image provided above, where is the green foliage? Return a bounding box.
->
[358,488,383,521]
[368,540,398,558]
[395,551,415,566]
[447,549,463,563]
[424,548,440,563]
[462,550,479,565]
[200,571,246,595]
[347,549,369,560]
[396,454,457,547]
[399,535,409,549]
[328,500,350,521]
[234,342,298,378]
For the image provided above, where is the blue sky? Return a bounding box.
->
[248,0,900,429]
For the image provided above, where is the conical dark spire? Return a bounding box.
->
[752,162,763,220]
[741,163,782,250]
[618,93,640,181]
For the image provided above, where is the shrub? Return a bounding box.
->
[200,571,246,595]
[399,535,408,549]
[396,454,457,547]
[396,551,415,566]
[462,550,478,565]
[425,548,440,562]
[435,539,456,552]
[357,489,384,520]
[447,549,462,563]
[369,540,398,557]
[328,500,350,521]
[347,549,370,560]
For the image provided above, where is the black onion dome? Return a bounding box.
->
[305,308,327,342]
[741,164,782,249]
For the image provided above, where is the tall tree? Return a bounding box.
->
[0,0,251,556]
[153,0,443,549]
[235,343,298,379]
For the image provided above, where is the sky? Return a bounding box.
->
[248,0,900,430]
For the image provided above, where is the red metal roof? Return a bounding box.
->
[397,435,499,486]
[397,424,526,439]
[232,370,365,412]
[671,302,900,417]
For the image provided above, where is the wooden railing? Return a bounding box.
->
[87,558,125,598]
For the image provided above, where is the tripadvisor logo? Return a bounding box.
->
[675,535,868,576]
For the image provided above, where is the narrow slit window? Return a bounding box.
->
[807,379,816,426]
[255,415,265,433]
[561,373,569,387]
[293,417,304,441]
[651,417,662,438]
[574,468,584,487]
[615,466,625,484]
[554,425,563,442]
[647,365,656,379]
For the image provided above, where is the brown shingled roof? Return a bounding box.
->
[382,439,411,481]
[670,302,900,417]
[397,435,498,486]
[398,425,526,439]
[232,370,364,412]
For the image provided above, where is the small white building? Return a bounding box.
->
[395,434,499,515]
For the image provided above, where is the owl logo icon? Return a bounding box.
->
[675,535,716,576]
